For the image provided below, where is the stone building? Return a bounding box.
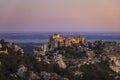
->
[65,36,86,46]
[49,34,86,49]
[49,34,65,50]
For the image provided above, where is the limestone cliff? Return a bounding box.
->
[57,54,66,69]
[109,55,120,72]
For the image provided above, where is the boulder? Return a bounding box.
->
[109,55,120,72]
[57,54,66,69]
[17,64,27,78]
[0,43,2,49]
[29,71,40,80]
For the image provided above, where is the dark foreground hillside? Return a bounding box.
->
[0,35,120,80]
[0,49,115,80]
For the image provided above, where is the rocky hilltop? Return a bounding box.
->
[0,34,120,80]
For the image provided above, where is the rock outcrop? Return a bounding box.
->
[86,49,95,60]
[40,44,48,52]
[40,71,69,80]
[0,49,8,54]
[17,64,27,78]
[0,43,2,49]
[57,54,66,69]
[29,71,40,80]
[0,41,8,54]
[109,55,120,73]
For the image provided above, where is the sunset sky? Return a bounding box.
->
[0,0,120,32]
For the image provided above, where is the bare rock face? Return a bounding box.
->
[0,43,2,49]
[0,61,2,71]
[19,49,24,56]
[86,49,95,60]
[57,54,66,69]
[40,44,48,52]
[17,64,27,78]
[33,49,46,57]
[74,71,83,77]
[14,45,24,56]
[14,45,21,52]
[109,55,120,72]
[29,71,40,80]
[79,36,86,44]
[0,49,8,54]
[40,71,69,80]
[6,42,14,48]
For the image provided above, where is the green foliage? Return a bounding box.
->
[80,61,115,80]
[0,49,62,79]
[63,46,86,58]
[0,49,37,79]
[0,42,116,80]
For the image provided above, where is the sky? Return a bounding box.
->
[0,0,120,32]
